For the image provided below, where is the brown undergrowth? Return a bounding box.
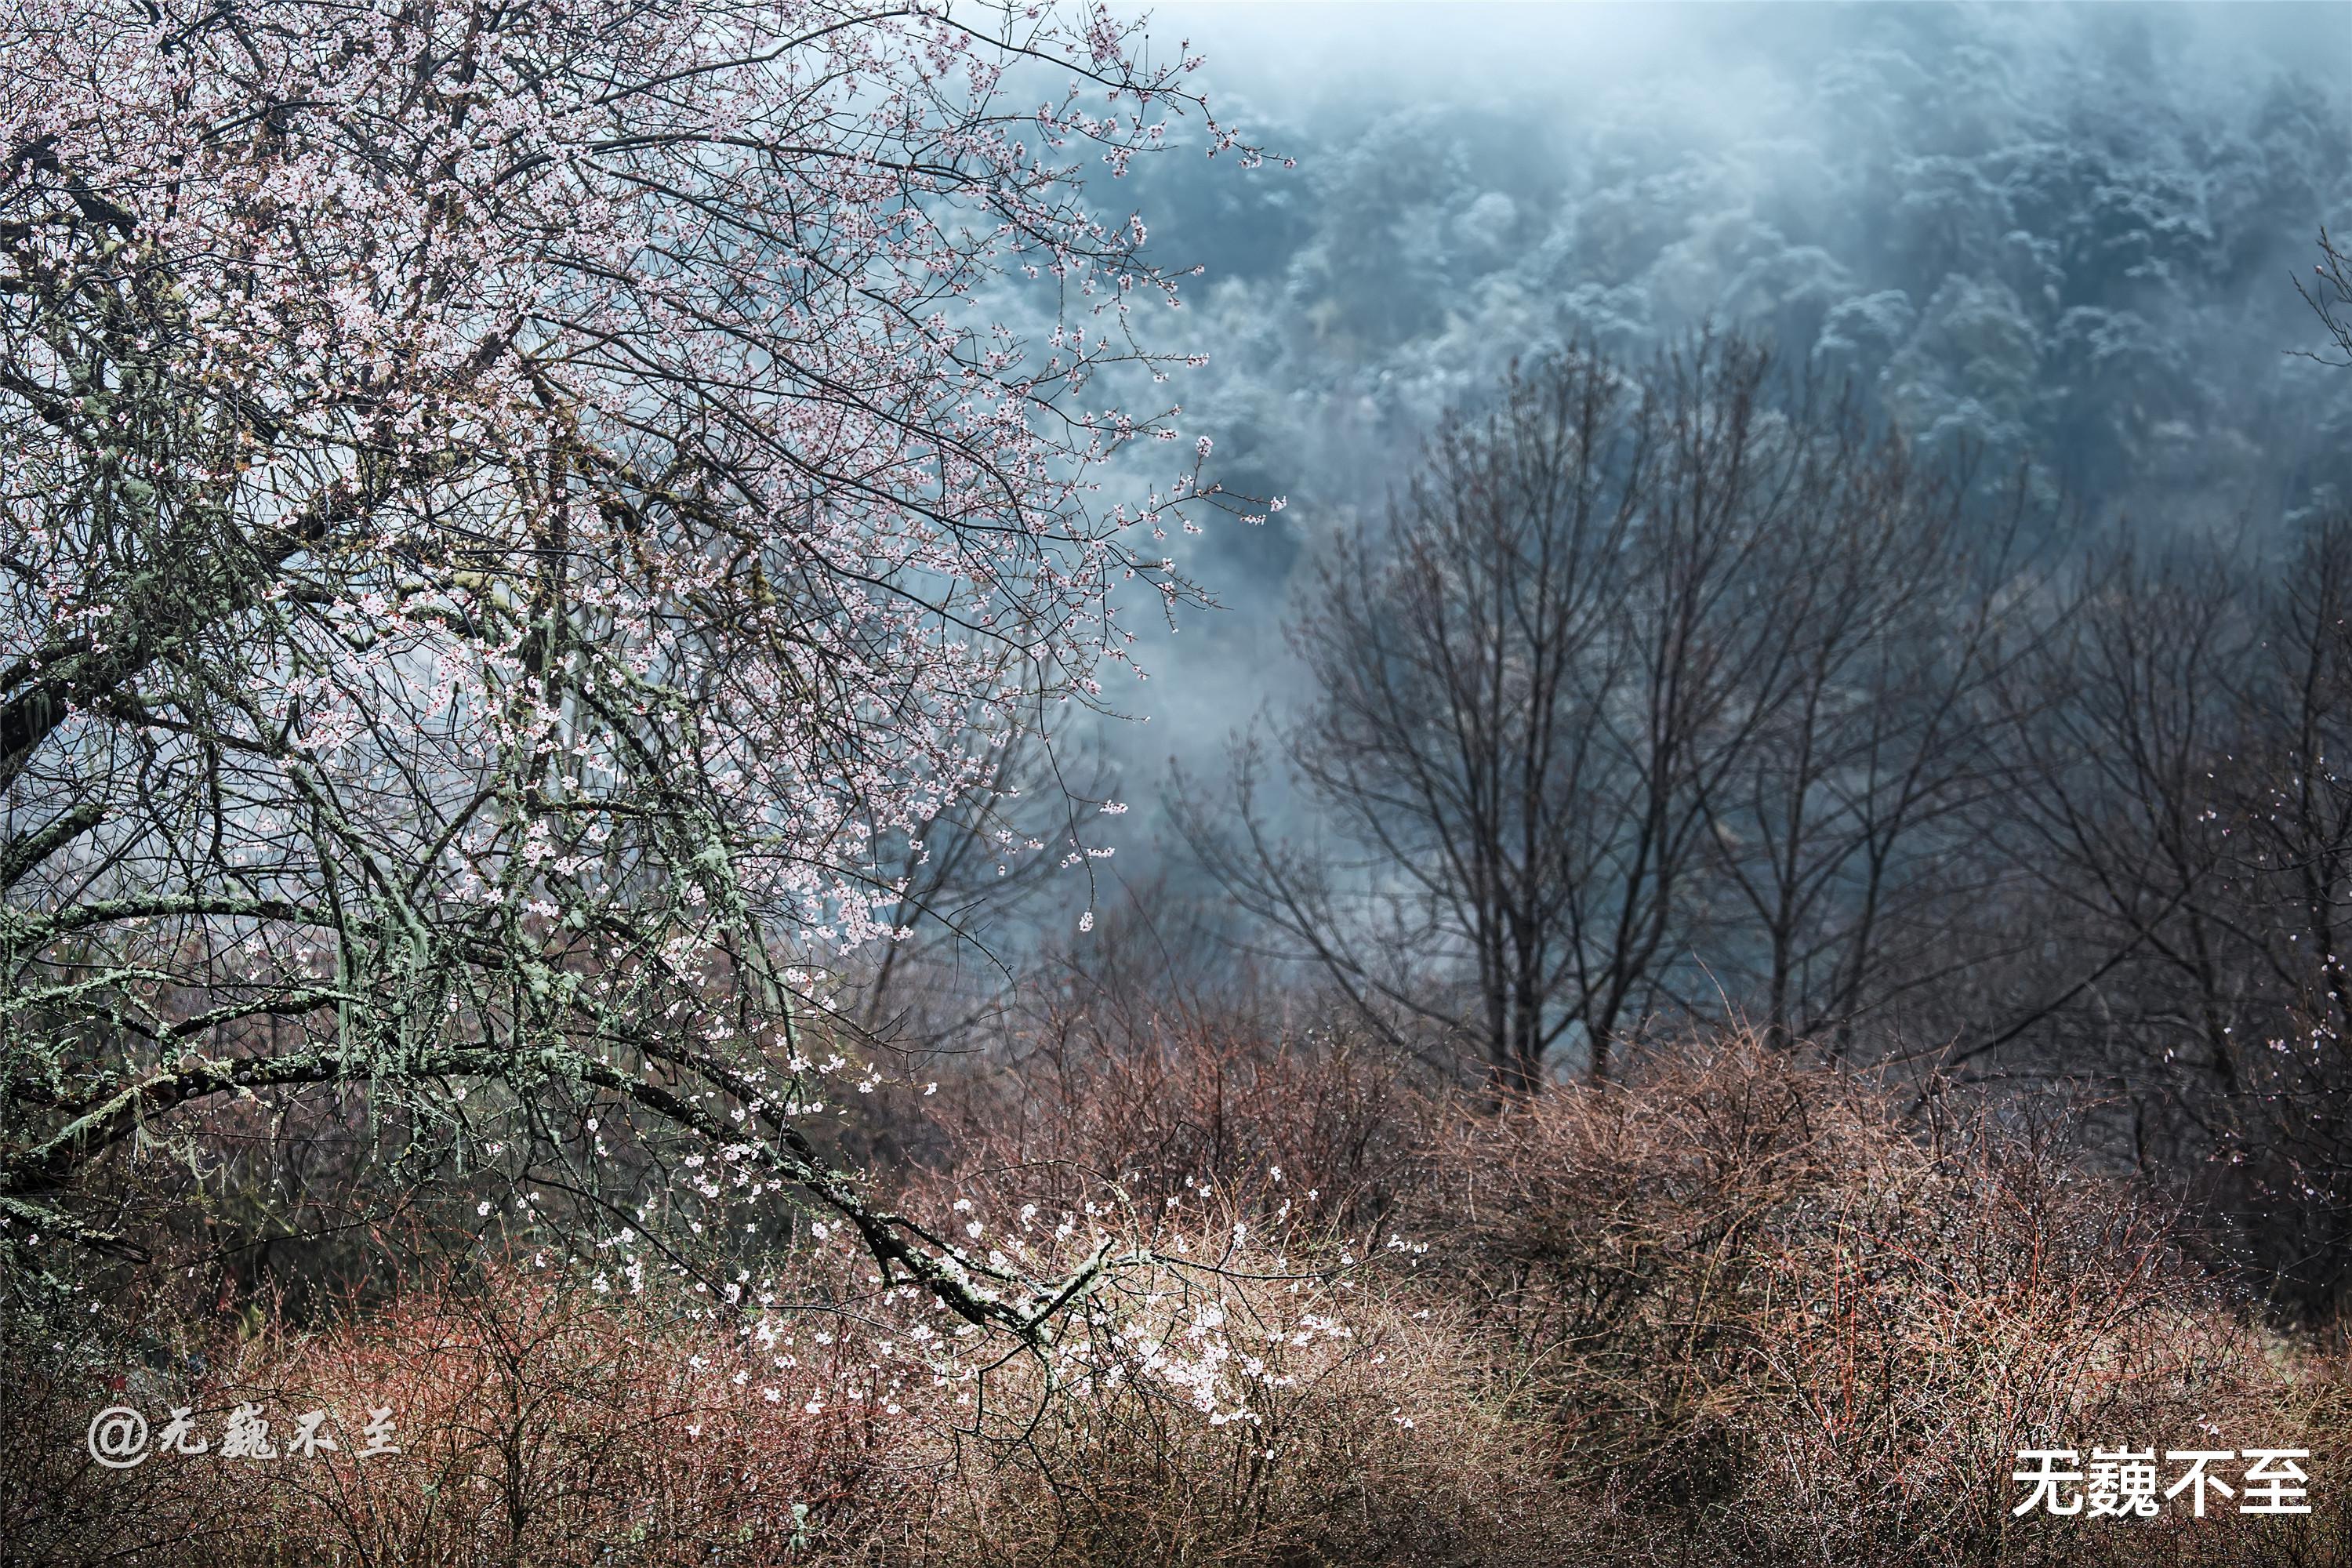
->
[5,1026,2344,1567]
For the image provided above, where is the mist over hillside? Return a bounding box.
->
[1071,1,2352,907]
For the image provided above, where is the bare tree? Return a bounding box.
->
[1690,458,2049,1054]
[1185,337,2029,1088]
[1974,539,2261,1107]
[2299,227,2352,368]
[1940,514,2352,1307]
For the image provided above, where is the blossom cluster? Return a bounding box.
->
[0,0,1260,1308]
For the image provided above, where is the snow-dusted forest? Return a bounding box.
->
[1101,3,2352,829]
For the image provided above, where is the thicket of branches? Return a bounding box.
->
[1184,326,2352,1312]
[11,1007,2347,1567]
[0,0,1260,1327]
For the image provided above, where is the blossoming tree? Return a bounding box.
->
[0,0,1247,1327]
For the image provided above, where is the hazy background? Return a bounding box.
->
[1038,1,2352,922]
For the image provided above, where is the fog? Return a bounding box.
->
[1037,1,2352,917]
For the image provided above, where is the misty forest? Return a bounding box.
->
[7,2,2352,1565]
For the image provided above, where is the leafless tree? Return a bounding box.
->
[1939,514,2352,1308]
[1688,455,2052,1054]
[2299,226,2352,368]
[1182,337,2045,1088]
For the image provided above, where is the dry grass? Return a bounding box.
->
[1406,1036,2348,1566]
[6,1023,2345,1567]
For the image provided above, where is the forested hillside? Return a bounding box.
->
[1117,6,2352,625]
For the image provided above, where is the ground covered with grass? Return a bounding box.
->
[7,1029,2347,1566]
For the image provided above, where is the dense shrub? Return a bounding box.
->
[7,1022,2343,1567]
[1406,1037,2343,1565]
